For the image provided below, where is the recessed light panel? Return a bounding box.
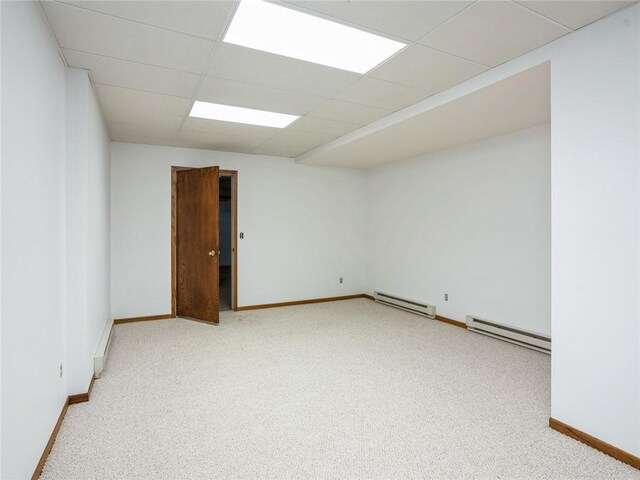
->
[189,101,299,128]
[223,0,406,74]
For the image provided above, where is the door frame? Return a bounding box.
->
[171,167,238,316]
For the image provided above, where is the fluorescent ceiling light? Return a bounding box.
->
[189,101,299,128]
[224,0,406,74]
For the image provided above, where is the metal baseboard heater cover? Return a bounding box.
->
[373,291,436,318]
[94,319,114,378]
[466,315,551,354]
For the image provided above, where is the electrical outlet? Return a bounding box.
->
[59,363,63,378]
[339,277,343,284]
[444,293,449,301]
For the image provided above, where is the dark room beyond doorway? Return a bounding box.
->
[219,175,232,311]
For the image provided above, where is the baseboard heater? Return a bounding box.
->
[373,291,436,318]
[94,319,114,378]
[466,315,551,354]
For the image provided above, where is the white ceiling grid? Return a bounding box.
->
[39,0,634,161]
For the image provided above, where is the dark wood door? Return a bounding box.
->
[176,166,220,323]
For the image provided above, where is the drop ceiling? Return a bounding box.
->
[40,0,634,163]
[299,61,550,168]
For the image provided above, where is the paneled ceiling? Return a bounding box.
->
[40,0,633,160]
[299,61,551,168]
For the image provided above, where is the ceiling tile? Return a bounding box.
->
[175,130,265,153]
[41,1,213,73]
[252,130,336,158]
[370,45,488,95]
[334,77,427,111]
[300,62,550,168]
[96,84,190,119]
[284,0,473,42]
[307,99,392,125]
[110,133,176,147]
[61,1,235,40]
[108,122,179,140]
[288,116,361,137]
[208,43,361,98]
[103,109,185,130]
[516,1,634,30]
[181,116,279,141]
[197,77,325,116]
[419,0,570,67]
[63,50,200,98]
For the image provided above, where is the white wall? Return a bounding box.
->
[1,1,5,475]
[1,3,111,477]
[65,69,89,397]
[550,5,640,456]
[85,68,111,388]
[1,2,68,478]
[366,125,551,334]
[65,68,111,395]
[111,143,366,317]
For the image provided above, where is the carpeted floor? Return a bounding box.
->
[41,299,639,479]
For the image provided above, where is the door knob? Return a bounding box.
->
[209,250,216,256]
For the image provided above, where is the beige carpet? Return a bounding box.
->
[41,299,639,479]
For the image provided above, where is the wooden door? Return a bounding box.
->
[176,166,220,323]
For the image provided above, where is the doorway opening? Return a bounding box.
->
[171,167,238,323]
[219,175,232,311]
[219,170,238,312]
